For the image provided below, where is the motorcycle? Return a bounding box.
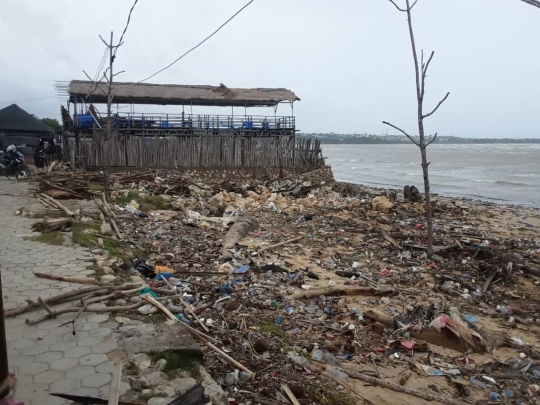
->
[33,145,48,169]
[0,150,31,179]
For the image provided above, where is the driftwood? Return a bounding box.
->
[39,193,74,217]
[34,272,101,285]
[26,301,145,324]
[140,295,219,343]
[31,218,73,233]
[375,227,399,249]
[220,217,259,260]
[108,362,123,405]
[259,236,303,253]
[292,286,396,300]
[342,368,468,405]
[281,384,301,405]
[206,342,254,377]
[94,197,122,239]
[482,269,498,293]
[4,285,138,318]
[43,189,72,199]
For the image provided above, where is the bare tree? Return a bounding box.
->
[521,0,540,8]
[383,0,450,257]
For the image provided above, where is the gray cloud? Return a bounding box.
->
[1,0,539,138]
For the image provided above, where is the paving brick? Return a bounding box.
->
[64,346,92,359]
[67,365,96,380]
[86,314,110,323]
[21,345,49,356]
[30,395,67,405]
[91,341,118,354]
[76,336,103,347]
[35,352,63,363]
[50,358,78,371]
[8,355,34,367]
[63,331,89,342]
[13,383,50,400]
[79,353,108,366]
[19,362,48,375]
[34,370,65,384]
[89,327,112,337]
[69,387,99,397]
[49,340,76,352]
[82,373,112,388]
[49,378,81,393]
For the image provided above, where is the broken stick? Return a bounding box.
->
[39,193,74,217]
[342,368,469,405]
[259,236,303,253]
[281,384,301,405]
[34,272,101,285]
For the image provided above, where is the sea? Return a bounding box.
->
[324,143,540,207]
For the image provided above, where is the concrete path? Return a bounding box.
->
[0,179,122,405]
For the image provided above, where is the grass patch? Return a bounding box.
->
[114,190,140,205]
[71,222,123,258]
[24,232,64,246]
[145,312,168,324]
[148,350,202,374]
[260,319,290,345]
[114,190,171,212]
[124,363,139,376]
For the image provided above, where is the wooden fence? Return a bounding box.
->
[69,133,321,169]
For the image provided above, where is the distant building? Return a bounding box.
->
[0,104,54,154]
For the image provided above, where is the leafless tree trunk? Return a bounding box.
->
[521,0,540,8]
[383,0,450,257]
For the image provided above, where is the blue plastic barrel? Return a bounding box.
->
[77,114,93,129]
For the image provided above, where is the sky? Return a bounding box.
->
[0,0,539,138]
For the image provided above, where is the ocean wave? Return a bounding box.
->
[406,172,422,176]
[472,179,527,186]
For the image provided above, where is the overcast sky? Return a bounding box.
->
[1,0,539,138]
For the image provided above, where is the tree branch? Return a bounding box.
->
[388,0,418,12]
[382,121,419,147]
[422,51,435,76]
[521,0,540,9]
[422,92,450,118]
[426,132,438,146]
[388,0,407,12]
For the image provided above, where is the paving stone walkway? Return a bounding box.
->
[0,179,123,405]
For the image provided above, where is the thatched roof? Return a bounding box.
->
[68,80,300,107]
[0,104,54,133]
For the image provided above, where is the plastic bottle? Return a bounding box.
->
[322,368,349,382]
[290,354,311,368]
[323,352,342,367]
[311,350,324,361]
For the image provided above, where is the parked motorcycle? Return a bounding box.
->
[0,147,31,179]
[33,142,48,169]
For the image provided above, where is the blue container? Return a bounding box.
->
[244,121,253,129]
[161,121,169,129]
[77,114,93,129]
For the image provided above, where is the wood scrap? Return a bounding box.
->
[31,217,73,233]
[259,235,303,253]
[34,272,101,285]
[281,384,301,405]
[292,286,396,300]
[39,193,75,217]
[108,362,123,405]
[375,227,399,248]
[342,368,469,405]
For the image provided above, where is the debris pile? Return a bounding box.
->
[18,166,540,404]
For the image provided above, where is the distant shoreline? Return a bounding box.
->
[299,135,540,145]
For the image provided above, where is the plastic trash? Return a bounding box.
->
[322,368,349,382]
[463,314,478,323]
[323,352,342,367]
[125,204,148,218]
[488,392,499,401]
[505,390,514,398]
[234,265,249,274]
[310,349,323,361]
[528,384,540,395]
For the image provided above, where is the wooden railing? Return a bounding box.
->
[76,112,295,131]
